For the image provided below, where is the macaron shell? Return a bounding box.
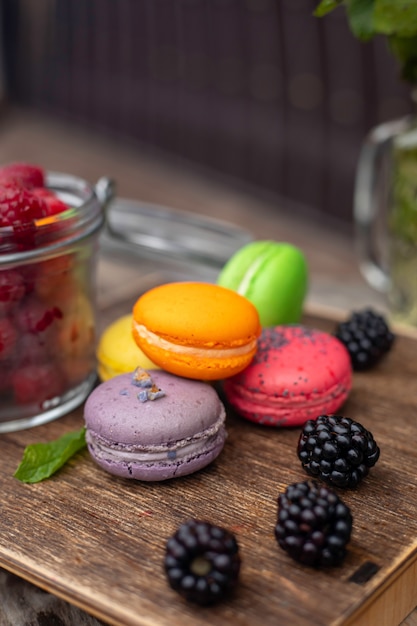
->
[85,370,224,444]
[97,314,157,381]
[84,370,227,481]
[223,325,352,427]
[132,282,261,379]
[133,282,260,348]
[217,241,308,326]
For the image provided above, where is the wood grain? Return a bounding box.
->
[0,308,416,626]
[1,107,417,625]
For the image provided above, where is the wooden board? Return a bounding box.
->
[1,309,417,626]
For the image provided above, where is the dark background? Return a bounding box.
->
[0,0,413,226]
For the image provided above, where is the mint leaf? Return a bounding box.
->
[14,426,87,483]
[314,0,343,17]
[374,0,417,37]
[346,0,375,40]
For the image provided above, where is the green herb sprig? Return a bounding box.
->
[315,0,417,83]
[14,426,87,484]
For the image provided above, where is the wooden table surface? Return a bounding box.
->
[0,107,416,625]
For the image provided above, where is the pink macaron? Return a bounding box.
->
[223,325,352,427]
[84,368,227,481]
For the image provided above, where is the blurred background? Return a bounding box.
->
[0,0,413,232]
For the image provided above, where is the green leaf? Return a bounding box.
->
[374,0,417,38]
[389,35,417,82]
[314,0,417,83]
[346,0,376,40]
[14,426,87,483]
[314,0,343,17]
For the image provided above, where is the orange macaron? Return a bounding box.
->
[132,282,261,380]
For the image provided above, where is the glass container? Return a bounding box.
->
[0,172,111,432]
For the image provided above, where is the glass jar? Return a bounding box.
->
[0,172,112,432]
[354,112,417,328]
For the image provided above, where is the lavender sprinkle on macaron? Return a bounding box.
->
[132,366,153,388]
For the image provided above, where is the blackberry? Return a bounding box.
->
[335,308,394,370]
[275,480,352,567]
[298,414,380,488]
[164,519,241,605]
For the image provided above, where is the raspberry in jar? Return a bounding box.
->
[0,163,111,432]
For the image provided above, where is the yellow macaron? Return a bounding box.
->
[132,281,261,380]
[97,314,158,381]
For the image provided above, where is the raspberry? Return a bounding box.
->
[0,317,17,360]
[297,414,380,488]
[11,363,64,405]
[0,269,25,314]
[44,196,69,217]
[0,163,44,189]
[32,188,69,216]
[275,480,352,567]
[0,175,25,189]
[31,188,54,198]
[16,333,49,367]
[33,255,74,298]
[15,296,62,334]
[0,185,48,250]
[335,308,394,370]
[0,364,12,394]
[164,519,241,605]
[0,186,48,227]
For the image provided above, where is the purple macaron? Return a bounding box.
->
[84,368,227,481]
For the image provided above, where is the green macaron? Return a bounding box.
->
[217,240,308,327]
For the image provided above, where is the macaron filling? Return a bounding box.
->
[133,322,257,357]
[86,408,226,465]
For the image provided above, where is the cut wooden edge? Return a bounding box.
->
[334,542,417,626]
[3,541,417,626]
[305,301,417,340]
